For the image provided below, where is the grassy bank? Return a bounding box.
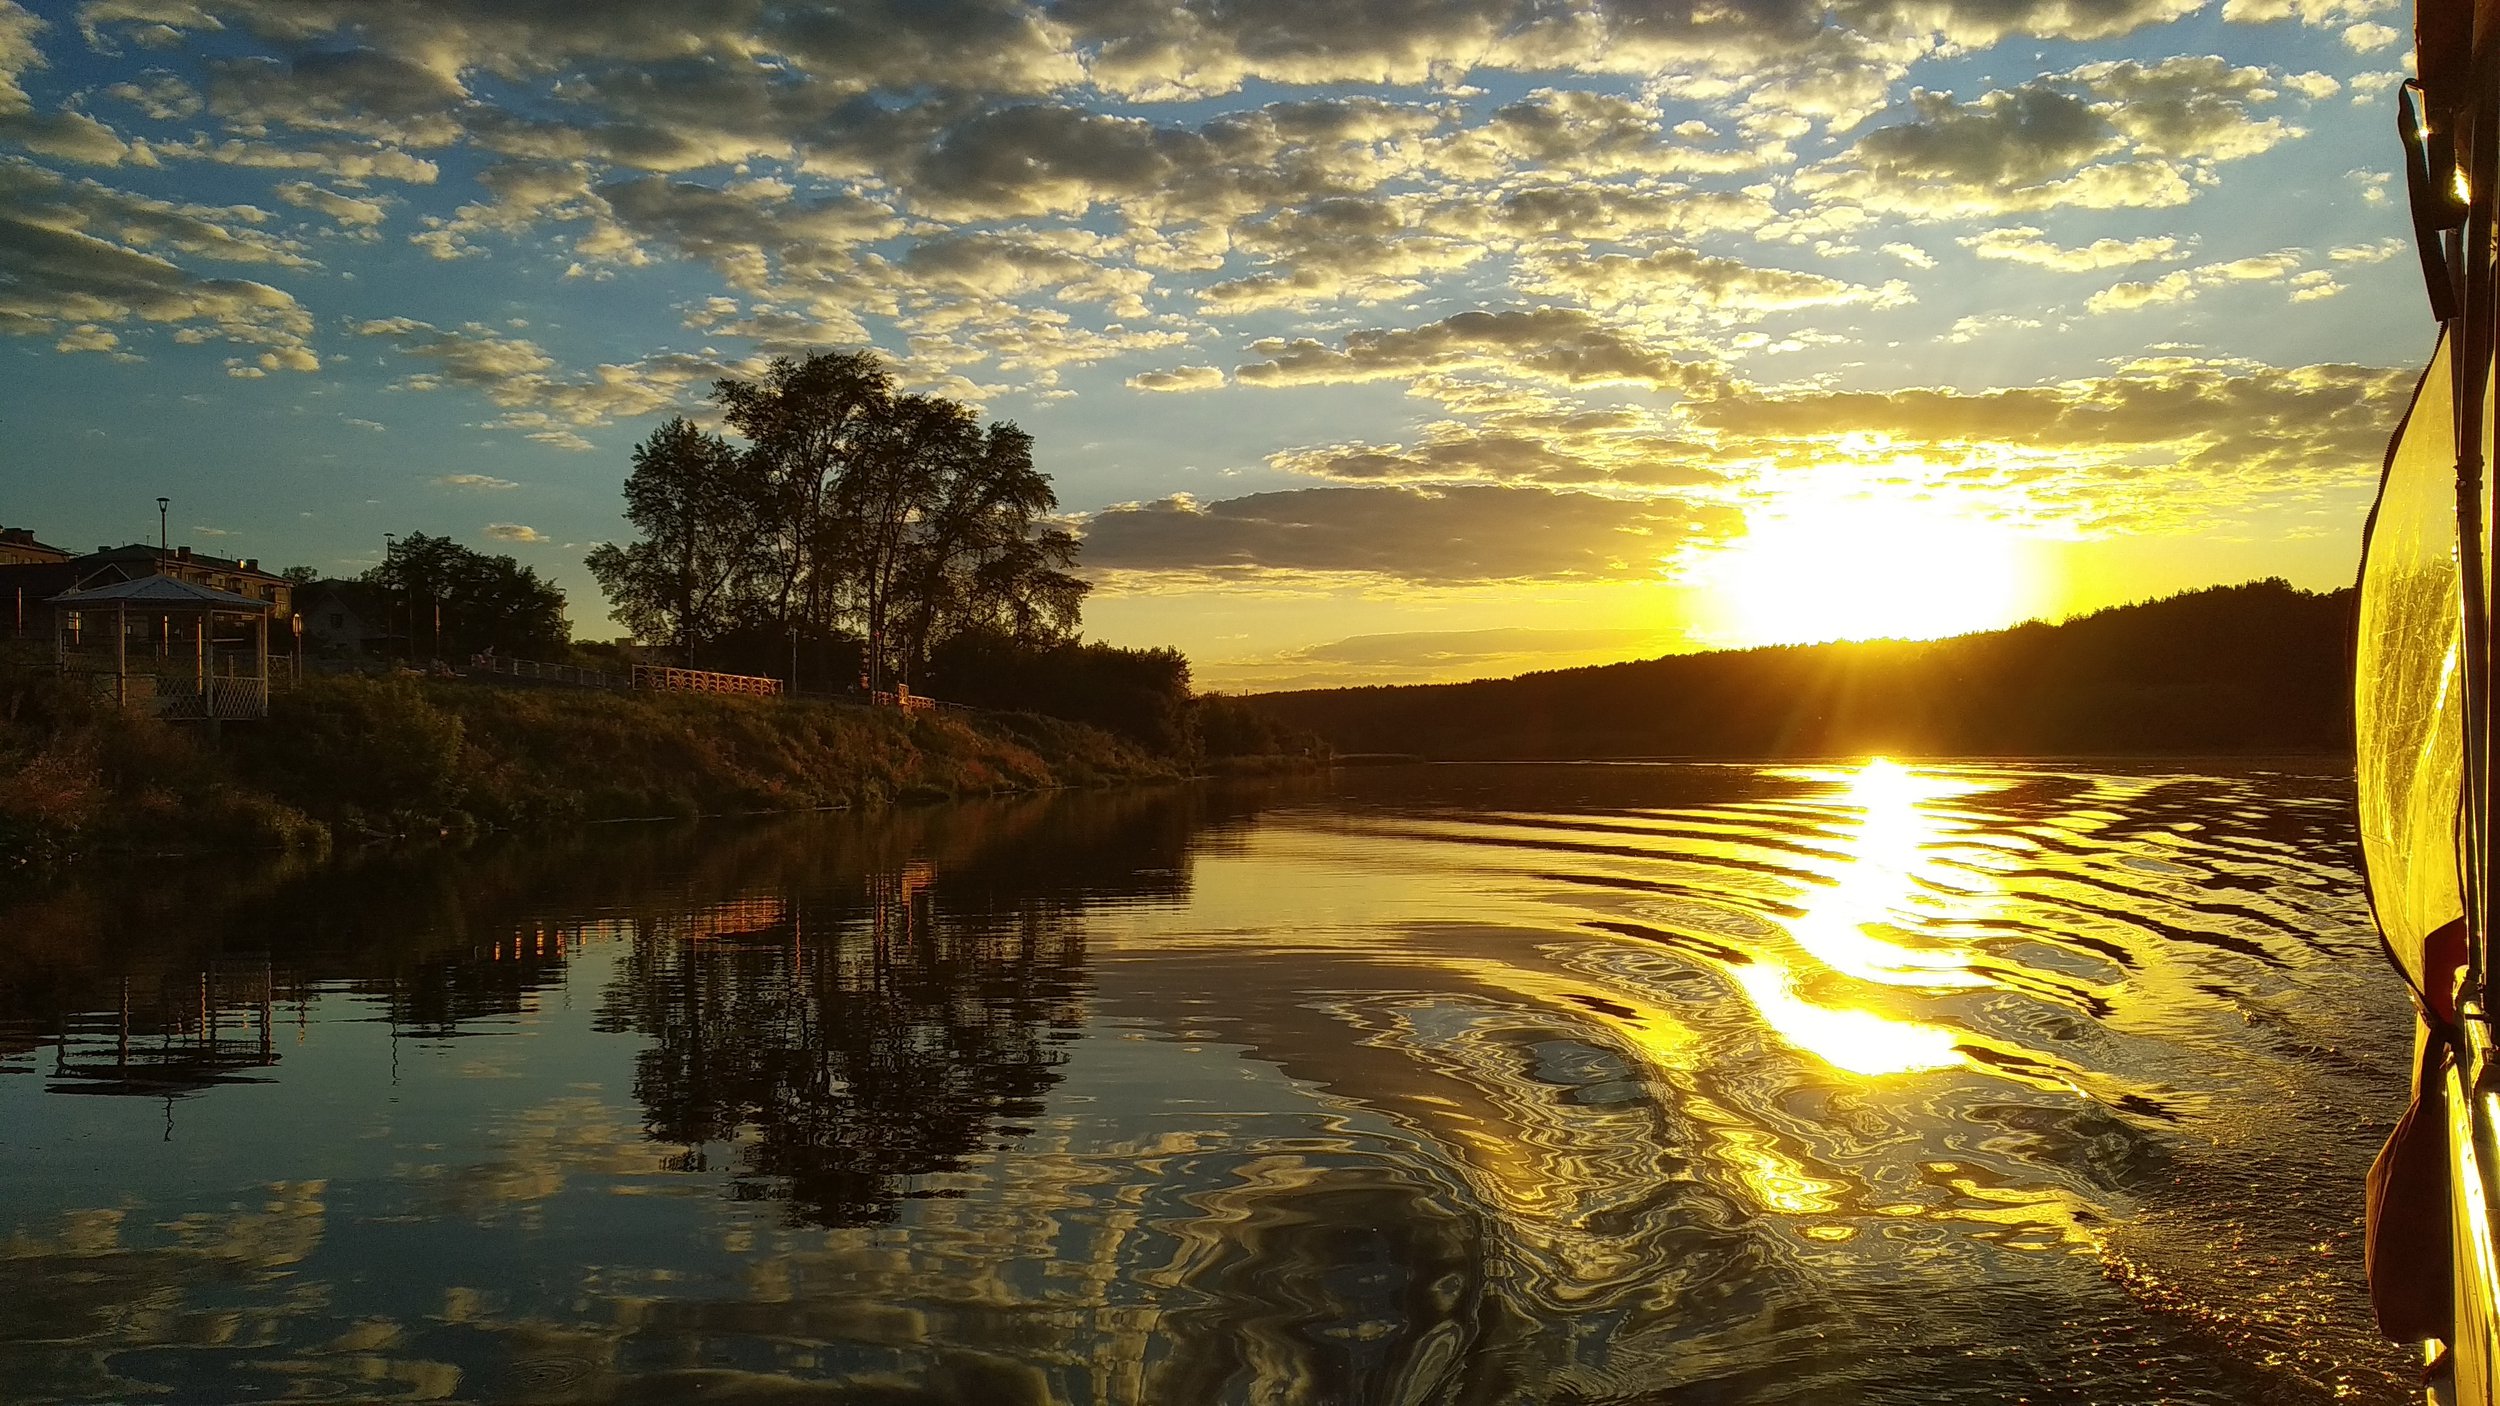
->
[0,671,1182,865]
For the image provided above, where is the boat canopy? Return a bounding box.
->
[2359,333,2474,1005]
[2412,0,2479,126]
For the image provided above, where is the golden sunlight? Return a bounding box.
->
[1730,962,1965,1076]
[1781,758,1992,990]
[1729,759,2007,1077]
[1707,493,2032,646]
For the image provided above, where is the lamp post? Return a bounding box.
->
[382,533,397,659]
[156,497,168,557]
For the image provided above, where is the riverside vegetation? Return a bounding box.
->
[0,665,1227,866]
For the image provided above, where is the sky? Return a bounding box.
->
[0,0,2432,690]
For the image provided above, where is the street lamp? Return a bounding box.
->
[156,497,168,556]
[382,534,397,658]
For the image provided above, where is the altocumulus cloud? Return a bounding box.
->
[1079,484,1739,583]
[0,0,2430,635]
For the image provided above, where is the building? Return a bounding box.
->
[70,544,294,617]
[3,539,295,643]
[0,527,68,566]
[294,578,393,656]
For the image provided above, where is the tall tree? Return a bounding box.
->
[366,531,568,657]
[593,349,1091,689]
[586,417,765,665]
[892,420,1086,666]
[713,351,892,630]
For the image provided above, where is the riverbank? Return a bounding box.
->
[0,671,1187,865]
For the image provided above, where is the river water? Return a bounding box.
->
[0,762,2417,1403]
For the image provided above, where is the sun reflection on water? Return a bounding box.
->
[1737,757,1994,1078]
[1729,962,1963,1077]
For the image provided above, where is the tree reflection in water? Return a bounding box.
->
[600,858,1088,1226]
[1,784,1255,1223]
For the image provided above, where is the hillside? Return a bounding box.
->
[0,671,1183,866]
[1247,579,2356,761]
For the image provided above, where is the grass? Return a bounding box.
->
[0,668,1181,865]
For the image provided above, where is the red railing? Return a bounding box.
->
[633,663,782,696]
[470,653,628,690]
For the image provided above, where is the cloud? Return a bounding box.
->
[0,1,40,115]
[205,48,468,147]
[1236,307,1715,393]
[1237,624,1679,685]
[599,172,904,279]
[1427,180,1779,247]
[900,229,1153,314]
[2219,0,2395,22]
[2330,237,2406,262]
[1080,484,1737,583]
[0,157,315,360]
[2084,247,2305,311]
[357,316,746,438]
[273,179,388,229]
[1202,196,1484,312]
[1943,312,2046,342]
[53,321,125,354]
[436,473,516,490]
[1692,356,2410,522]
[484,522,546,543]
[1521,246,1912,323]
[1287,625,1663,668]
[102,74,201,122]
[1268,422,1722,488]
[1962,224,2184,271]
[0,108,139,166]
[1798,56,2294,219]
[160,134,441,184]
[1426,88,1784,179]
[1071,0,2195,101]
[1127,364,1225,392]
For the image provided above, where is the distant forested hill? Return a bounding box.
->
[1248,579,2357,760]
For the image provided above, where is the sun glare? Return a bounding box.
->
[1708,493,2031,646]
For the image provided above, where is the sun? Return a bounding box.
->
[1705,493,2032,646]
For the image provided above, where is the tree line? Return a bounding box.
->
[587,351,1084,695]
[1249,580,2355,760]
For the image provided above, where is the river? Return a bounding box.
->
[0,761,2415,1403]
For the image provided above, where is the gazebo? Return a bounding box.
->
[49,576,276,720]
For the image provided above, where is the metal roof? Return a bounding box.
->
[48,575,276,612]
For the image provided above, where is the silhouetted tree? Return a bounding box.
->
[592,351,1089,689]
[585,417,768,667]
[931,631,1194,754]
[714,350,893,631]
[364,531,567,657]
